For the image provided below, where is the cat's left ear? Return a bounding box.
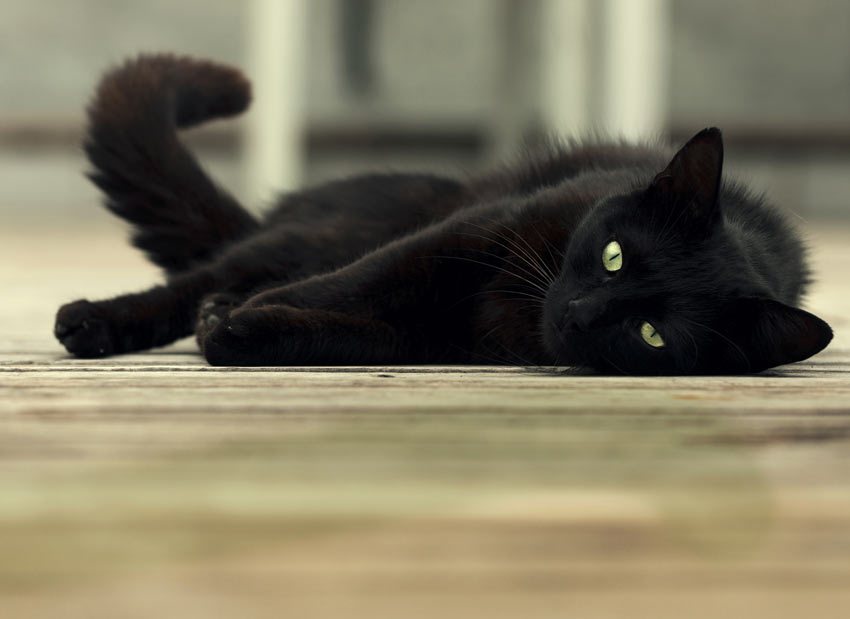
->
[722,298,833,373]
[647,127,724,231]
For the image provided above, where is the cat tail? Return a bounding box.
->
[84,54,260,274]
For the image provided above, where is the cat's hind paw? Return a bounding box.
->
[54,299,115,358]
[201,314,261,366]
[201,306,289,366]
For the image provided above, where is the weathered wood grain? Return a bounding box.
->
[0,221,848,618]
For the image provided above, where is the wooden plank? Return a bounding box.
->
[0,222,848,619]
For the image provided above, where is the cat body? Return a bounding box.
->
[54,55,832,374]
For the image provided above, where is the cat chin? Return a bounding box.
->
[540,322,602,369]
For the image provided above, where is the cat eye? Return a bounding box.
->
[640,321,665,348]
[602,240,622,272]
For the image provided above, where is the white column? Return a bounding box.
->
[600,0,669,141]
[244,0,308,206]
[539,0,591,136]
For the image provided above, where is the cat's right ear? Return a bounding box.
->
[646,128,724,233]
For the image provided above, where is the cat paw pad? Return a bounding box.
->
[54,300,115,358]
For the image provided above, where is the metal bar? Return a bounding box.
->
[600,0,669,140]
[244,0,308,205]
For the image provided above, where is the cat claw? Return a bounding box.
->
[195,293,242,347]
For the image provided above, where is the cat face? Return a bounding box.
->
[542,128,832,375]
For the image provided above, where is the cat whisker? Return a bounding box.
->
[493,339,540,368]
[480,218,560,285]
[444,285,546,314]
[530,224,564,279]
[680,317,750,372]
[446,341,506,365]
[682,328,700,373]
[548,319,567,369]
[486,289,546,303]
[473,307,547,369]
[461,217,558,284]
[601,351,632,376]
[427,253,552,298]
[455,228,554,292]
[449,338,530,367]
[652,197,690,249]
[504,223,560,284]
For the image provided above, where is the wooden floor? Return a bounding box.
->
[1,220,849,619]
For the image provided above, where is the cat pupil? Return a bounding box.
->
[640,321,665,348]
[602,241,623,272]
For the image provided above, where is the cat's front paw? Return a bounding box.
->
[195,293,243,346]
[55,300,115,358]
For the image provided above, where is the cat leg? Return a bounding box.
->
[55,226,312,358]
[197,211,512,366]
[55,270,217,358]
[201,305,402,366]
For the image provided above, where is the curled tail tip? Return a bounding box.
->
[90,53,252,129]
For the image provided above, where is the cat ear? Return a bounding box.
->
[647,127,724,229]
[722,298,833,372]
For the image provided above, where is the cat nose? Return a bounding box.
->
[565,296,605,332]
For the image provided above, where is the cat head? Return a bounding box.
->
[542,128,832,375]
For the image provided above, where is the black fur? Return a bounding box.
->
[55,54,833,374]
[84,55,260,271]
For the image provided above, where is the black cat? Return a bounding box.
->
[54,54,832,374]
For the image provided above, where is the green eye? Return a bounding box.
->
[640,321,665,348]
[602,240,622,272]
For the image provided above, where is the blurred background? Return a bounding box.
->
[1,0,848,224]
[2,4,850,618]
